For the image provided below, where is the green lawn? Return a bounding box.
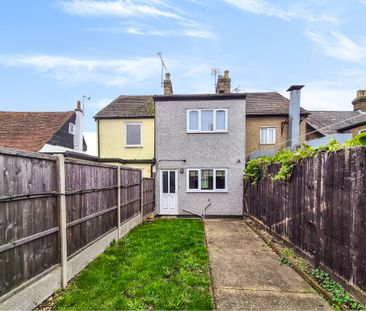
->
[55,219,213,310]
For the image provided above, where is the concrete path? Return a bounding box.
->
[205,219,331,311]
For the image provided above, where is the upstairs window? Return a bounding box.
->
[125,123,142,147]
[260,127,276,144]
[187,109,227,133]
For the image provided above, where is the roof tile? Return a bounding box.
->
[95,92,308,118]
[0,111,74,152]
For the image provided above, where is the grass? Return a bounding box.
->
[54,219,213,310]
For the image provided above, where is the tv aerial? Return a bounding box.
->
[157,52,168,87]
[82,95,91,114]
[211,68,220,88]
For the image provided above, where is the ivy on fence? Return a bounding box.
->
[244,133,366,184]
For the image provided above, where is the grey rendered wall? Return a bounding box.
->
[155,99,245,216]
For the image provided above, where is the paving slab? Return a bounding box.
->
[205,219,331,311]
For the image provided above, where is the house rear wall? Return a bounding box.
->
[155,98,245,216]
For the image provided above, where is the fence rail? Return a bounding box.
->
[0,147,155,304]
[244,147,366,293]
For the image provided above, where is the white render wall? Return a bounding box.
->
[155,98,246,216]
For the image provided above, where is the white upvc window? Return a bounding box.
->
[68,123,75,135]
[359,129,366,134]
[125,123,142,147]
[187,109,228,133]
[187,168,228,192]
[260,127,276,144]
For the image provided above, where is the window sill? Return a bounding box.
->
[125,145,143,148]
[186,190,228,193]
[259,143,276,145]
[187,131,228,134]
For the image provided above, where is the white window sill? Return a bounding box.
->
[125,145,143,148]
[186,189,228,193]
[259,142,276,145]
[187,131,228,134]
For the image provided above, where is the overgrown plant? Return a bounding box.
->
[308,268,366,311]
[244,133,366,184]
[279,247,366,311]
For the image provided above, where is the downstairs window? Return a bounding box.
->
[187,169,228,192]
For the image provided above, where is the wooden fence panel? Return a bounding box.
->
[65,159,118,257]
[0,151,59,296]
[119,168,141,223]
[0,149,150,301]
[143,178,155,216]
[244,147,366,292]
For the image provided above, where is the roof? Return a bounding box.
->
[0,111,74,152]
[95,92,307,119]
[306,110,366,135]
[245,92,308,115]
[95,96,154,119]
[153,93,246,101]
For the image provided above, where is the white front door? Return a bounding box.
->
[160,170,178,215]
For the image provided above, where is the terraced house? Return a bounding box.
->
[95,96,155,177]
[96,71,308,180]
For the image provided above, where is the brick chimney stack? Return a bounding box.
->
[164,73,173,96]
[352,90,366,112]
[216,70,231,94]
[75,100,83,112]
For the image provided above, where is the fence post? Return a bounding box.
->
[140,170,144,222]
[57,154,68,288]
[117,166,121,240]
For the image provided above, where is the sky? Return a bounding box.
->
[1,0,366,150]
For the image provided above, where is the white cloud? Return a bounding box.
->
[305,30,366,62]
[97,23,214,38]
[60,0,214,39]
[59,0,183,20]
[182,29,214,39]
[223,0,336,22]
[0,54,161,85]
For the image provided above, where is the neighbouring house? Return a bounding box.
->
[154,93,246,216]
[95,71,309,172]
[0,101,87,153]
[306,90,366,147]
[94,95,155,177]
[242,87,308,159]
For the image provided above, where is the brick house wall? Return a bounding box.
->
[246,115,307,155]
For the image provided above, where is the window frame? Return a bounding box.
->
[186,168,228,193]
[68,123,75,135]
[125,122,143,148]
[359,129,366,134]
[186,109,228,133]
[259,126,276,145]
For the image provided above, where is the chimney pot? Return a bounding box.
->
[75,100,83,112]
[216,70,231,95]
